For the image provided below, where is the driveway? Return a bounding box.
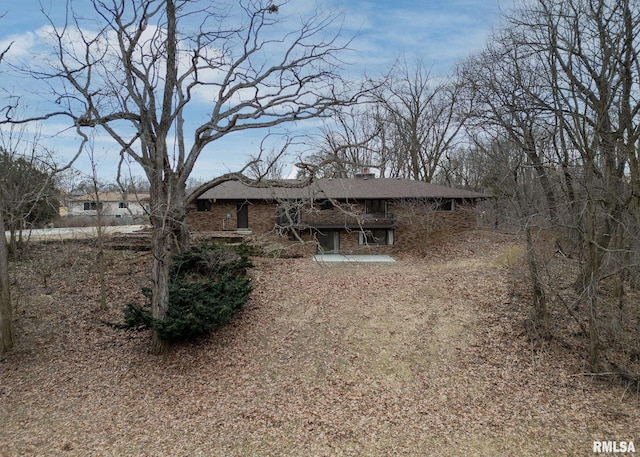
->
[4,225,149,241]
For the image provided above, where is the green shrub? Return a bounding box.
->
[122,291,154,330]
[169,241,252,280]
[122,242,252,341]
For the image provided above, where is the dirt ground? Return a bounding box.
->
[1,230,638,456]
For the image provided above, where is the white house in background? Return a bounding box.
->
[64,192,150,222]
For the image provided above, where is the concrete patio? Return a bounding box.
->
[312,254,396,263]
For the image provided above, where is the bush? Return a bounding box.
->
[169,241,252,280]
[122,242,252,341]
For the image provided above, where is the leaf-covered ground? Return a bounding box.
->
[1,231,638,456]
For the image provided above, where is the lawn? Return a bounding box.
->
[0,231,638,456]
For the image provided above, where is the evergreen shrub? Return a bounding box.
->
[122,242,252,341]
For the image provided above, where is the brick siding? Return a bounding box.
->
[186,199,478,255]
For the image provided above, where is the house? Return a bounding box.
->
[64,192,150,223]
[187,173,485,255]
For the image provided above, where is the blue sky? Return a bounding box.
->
[0,0,510,184]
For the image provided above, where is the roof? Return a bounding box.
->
[68,192,150,202]
[197,178,485,201]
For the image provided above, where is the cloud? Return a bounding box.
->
[0,0,509,182]
[0,30,40,60]
[336,0,504,76]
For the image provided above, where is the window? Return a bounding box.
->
[432,199,455,211]
[276,202,301,225]
[118,201,129,209]
[83,202,102,211]
[196,199,212,212]
[318,199,334,210]
[365,199,386,215]
[359,229,394,246]
[317,231,339,254]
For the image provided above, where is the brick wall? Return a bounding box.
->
[187,198,478,255]
[390,201,478,254]
[299,201,364,227]
[186,201,276,233]
[187,202,237,231]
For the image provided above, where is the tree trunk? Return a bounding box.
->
[526,225,549,339]
[584,165,601,372]
[0,210,14,357]
[94,192,108,311]
[8,222,17,260]
[170,188,190,252]
[523,133,557,224]
[147,169,189,354]
[587,283,601,372]
[150,217,171,354]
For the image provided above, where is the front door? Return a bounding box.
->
[237,203,249,229]
[317,231,339,254]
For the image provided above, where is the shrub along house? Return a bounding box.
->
[187,171,485,255]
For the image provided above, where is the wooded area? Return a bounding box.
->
[1,0,639,383]
[2,233,637,455]
[306,0,640,378]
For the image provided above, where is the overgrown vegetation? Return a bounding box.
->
[121,242,252,342]
[6,233,638,455]
[496,229,640,388]
[0,148,60,258]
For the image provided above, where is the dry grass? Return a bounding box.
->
[1,231,638,456]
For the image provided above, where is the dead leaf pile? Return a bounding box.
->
[0,231,638,456]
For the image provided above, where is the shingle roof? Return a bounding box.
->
[68,192,150,202]
[197,178,485,201]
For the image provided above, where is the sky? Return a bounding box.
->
[0,0,511,185]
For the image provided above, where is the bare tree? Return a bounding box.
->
[459,28,560,223]
[0,129,68,357]
[0,202,11,358]
[305,58,468,182]
[0,33,14,357]
[3,0,356,352]
[515,0,640,371]
[375,58,466,182]
[86,145,108,311]
[247,137,291,180]
[0,128,60,256]
[433,144,489,190]
[304,105,383,177]
[468,0,640,373]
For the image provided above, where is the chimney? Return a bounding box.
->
[355,167,376,180]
